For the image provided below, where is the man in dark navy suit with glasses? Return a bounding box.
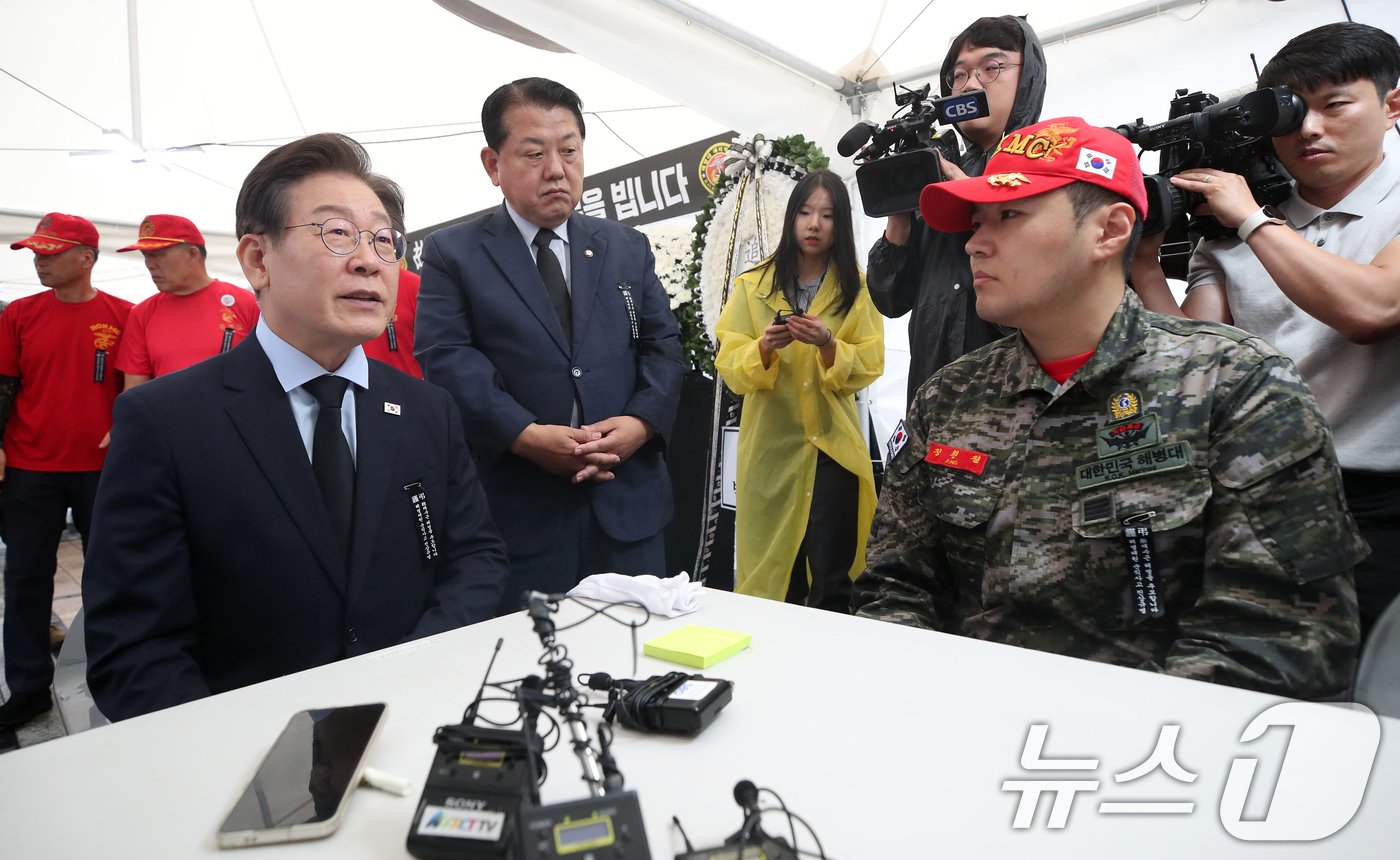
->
[83,133,508,721]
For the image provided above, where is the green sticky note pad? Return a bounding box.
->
[643,625,751,669]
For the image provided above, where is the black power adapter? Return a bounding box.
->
[582,672,733,734]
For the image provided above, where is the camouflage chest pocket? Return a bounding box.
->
[921,470,1001,575]
[1209,396,1359,584]
[1072,466,1212,630]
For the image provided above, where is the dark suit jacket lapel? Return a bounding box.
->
[482,204,570,356]
[568,214,605,342]
[347,364,398,603]
[222,337,346,595]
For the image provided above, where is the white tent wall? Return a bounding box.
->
[3,1,1397,334]
[1,0,729,302]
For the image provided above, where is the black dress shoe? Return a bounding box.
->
[0,690,53,729]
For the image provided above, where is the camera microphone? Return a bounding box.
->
[837,121,878,158]
[674,780,802,860]
[733,780,760,819]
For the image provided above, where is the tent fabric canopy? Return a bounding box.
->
[3,0,1395,307]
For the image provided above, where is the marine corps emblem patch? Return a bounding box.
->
[1108,390,1142,420]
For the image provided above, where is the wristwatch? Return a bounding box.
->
[1237,205,1287,242]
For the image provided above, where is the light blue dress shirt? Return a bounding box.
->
[255,318,369,466]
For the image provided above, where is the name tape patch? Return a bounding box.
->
[1076,441,1191,490]
[925,442,989,475]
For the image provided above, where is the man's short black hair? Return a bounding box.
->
[481,77,586,151]
[235,133,404,242]
[1260,22,1400,102]
[1066,183,1142,279]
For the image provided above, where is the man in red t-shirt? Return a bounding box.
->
[362,267,422,377]
[0,213,133,728]
[114,214,259,388]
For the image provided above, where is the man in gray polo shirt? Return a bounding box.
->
[1132,22,1400,641]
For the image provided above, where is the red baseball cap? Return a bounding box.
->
[117,214,206,252]
[919,117,1148,232]
[9,212,100,254]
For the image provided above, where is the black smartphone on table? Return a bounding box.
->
[217,703,388,849]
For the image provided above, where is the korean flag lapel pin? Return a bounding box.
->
[384,402,402,416]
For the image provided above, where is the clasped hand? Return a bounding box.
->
[512,416,653,484]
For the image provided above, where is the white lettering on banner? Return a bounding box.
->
[411,238,424,271]
[611,179,639,220]
[607,164,691,223]
[637,176,659,215]
[579,186,607,219]
[659,162,689,207]
[1001,703,1380,838]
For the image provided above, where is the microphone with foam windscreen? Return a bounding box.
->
[673,779,800,859]
[730,779,797,858]
[733,779,761,821]
[837,121,878,158]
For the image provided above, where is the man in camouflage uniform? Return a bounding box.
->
[853,118,1363,700]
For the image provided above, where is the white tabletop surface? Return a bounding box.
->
[1,587,1395,858]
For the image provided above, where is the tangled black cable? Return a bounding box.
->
[596,671,693,732]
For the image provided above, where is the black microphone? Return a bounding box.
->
[678,780,796,860]
[837,121,877,157]
[733,780,761,820]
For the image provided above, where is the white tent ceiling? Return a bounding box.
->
[2,0,1396,305]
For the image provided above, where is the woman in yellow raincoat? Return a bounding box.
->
[715,169,884,610]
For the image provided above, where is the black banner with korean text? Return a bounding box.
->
[404,133,734,273]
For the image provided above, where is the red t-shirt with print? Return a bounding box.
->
[0,290,134,471]
[114,280,259,378]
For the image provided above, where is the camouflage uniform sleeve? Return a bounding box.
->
[1164,351,1364,698]
[852,381,947,630]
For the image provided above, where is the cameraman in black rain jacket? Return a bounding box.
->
[866,16,1047,401]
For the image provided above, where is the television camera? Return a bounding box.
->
[839,83,990,217]
[1115,85,1304,238]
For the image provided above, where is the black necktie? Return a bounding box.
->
[303,374,354,561]
[533,228,572,340]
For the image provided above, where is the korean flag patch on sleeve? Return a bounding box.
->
[886,419,910,464]
[1077,147,1117,179]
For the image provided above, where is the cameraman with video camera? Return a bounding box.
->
[1133,22,1400,642]
[867,15,1046,400]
